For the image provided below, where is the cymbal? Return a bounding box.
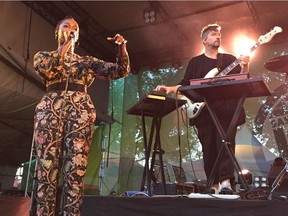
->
[264,55,288,73]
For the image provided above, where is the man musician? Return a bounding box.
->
[155,24,250,194]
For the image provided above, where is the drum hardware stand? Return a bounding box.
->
[268,162,288,200]
[98,123,107,195]
[25,132,38,216]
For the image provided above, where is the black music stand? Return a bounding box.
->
[178,76,271,193]
[127,95,186,196]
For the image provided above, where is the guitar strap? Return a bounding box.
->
[216,53,223,72]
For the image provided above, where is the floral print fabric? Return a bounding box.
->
[34,50,130,87]
[34,91,96,215]
[33,50,129,215]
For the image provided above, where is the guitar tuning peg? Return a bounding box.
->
[273,26,283,32]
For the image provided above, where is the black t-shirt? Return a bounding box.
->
[179,53,246,126]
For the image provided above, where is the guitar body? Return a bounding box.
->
[204,68,220,78]
[181,68,218,119]
[181,96,205,119]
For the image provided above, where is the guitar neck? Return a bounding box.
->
[217,59,241,77]
[217,42,260,77]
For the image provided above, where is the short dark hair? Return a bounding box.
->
[200,24,221,40]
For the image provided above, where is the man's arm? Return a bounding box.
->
[155,84,182,94]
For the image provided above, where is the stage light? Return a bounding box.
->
[233,36,256,58]
[143,7,158,24]
[254,176,268,188]
[239,169,252,189]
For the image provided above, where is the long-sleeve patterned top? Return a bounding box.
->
[33,50,130,88]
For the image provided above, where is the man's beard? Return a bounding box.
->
[212,44,220,49]
[212,41,220,49]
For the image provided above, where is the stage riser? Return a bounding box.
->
[82,196,288,216]
[1,195,288,216]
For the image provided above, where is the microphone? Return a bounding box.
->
[68,32,76,43]
[69,32,76,55]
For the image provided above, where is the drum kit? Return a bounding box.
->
[264,55,288,199]
[264,55,288,80]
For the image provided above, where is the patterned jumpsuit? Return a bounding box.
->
[33,50,130,216]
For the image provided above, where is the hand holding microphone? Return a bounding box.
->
[60,32,76,56]
[107,34,127,45]
[69,32,75,39]
[68,32,76,43]
[68,32,79,52]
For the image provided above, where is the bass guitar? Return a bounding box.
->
[182,26,282,120]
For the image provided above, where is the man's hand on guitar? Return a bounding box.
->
[239,54,250,72]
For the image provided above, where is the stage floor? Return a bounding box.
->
[82,195,288,216]
[1,193,288,216]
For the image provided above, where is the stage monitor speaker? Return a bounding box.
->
[153,183,177,195]
[153,182,204,195]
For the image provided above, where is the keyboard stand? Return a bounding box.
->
[179,76,271,192]
[127,95,186,195]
